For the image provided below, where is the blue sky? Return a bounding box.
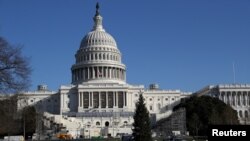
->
[0,0,249,92]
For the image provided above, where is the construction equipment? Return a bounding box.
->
[56,133,73,140]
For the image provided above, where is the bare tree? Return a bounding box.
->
[0,37,31,94]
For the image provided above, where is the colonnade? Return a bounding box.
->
[76,52,120,63]
[219,91,250,107]
[72,66,125,82]
[78,91,127,110]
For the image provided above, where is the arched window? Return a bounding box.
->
[96,121,100,126]
[105,121,109,127]
[124,121,128,126]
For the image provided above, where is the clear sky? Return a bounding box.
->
[0,0,249,92]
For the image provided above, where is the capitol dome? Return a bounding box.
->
[71,3,126,85]
[80,31,117,48]
[80,3,117,49]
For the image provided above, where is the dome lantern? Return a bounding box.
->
[92,2,105,32]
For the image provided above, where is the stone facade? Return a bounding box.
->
[15,4,191,138]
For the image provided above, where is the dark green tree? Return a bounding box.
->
[174,95,239,136]
[132,94,152,141]
[0,95,36,137]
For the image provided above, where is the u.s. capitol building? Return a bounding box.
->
[17,4,190,138]
[16,3,250,139]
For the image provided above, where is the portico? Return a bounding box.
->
[77,91,127,111]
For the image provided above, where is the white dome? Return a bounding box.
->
[71,3,126,85]
[80,30,117,48]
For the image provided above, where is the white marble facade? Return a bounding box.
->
[16,4,192,138]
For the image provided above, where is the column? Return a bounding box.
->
[240,92,243,106]
[111,68,113,78]
[237,92,240,106]
[93,67,95,79]
[78,92,81,108]
[106,92,108,108]
[91,92,94,107]
[118,68,120,79]
[238,92,241,106]
[101,67,104,78]
[246,92,248,106]
[123,92,125,108]
[83,68,85,80]
[244,92,246,106]
[116,68,118,79]
[117,68,119,79]
[99,92,101,108]
[116,68,119,79]
[105,67,108,78]
[120,69,122,79]
[87,67,90,79]
[82,92,84,109]
[125,92,127,107]
[113,92,115,108]
[118,69,120,79]
[116,92,119,108]
[236,93,238,107]
[230,92,232,105]
[89,92,91,108]
[96,67,100,78]
[120,70,123,80]
[109,67,112,79]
